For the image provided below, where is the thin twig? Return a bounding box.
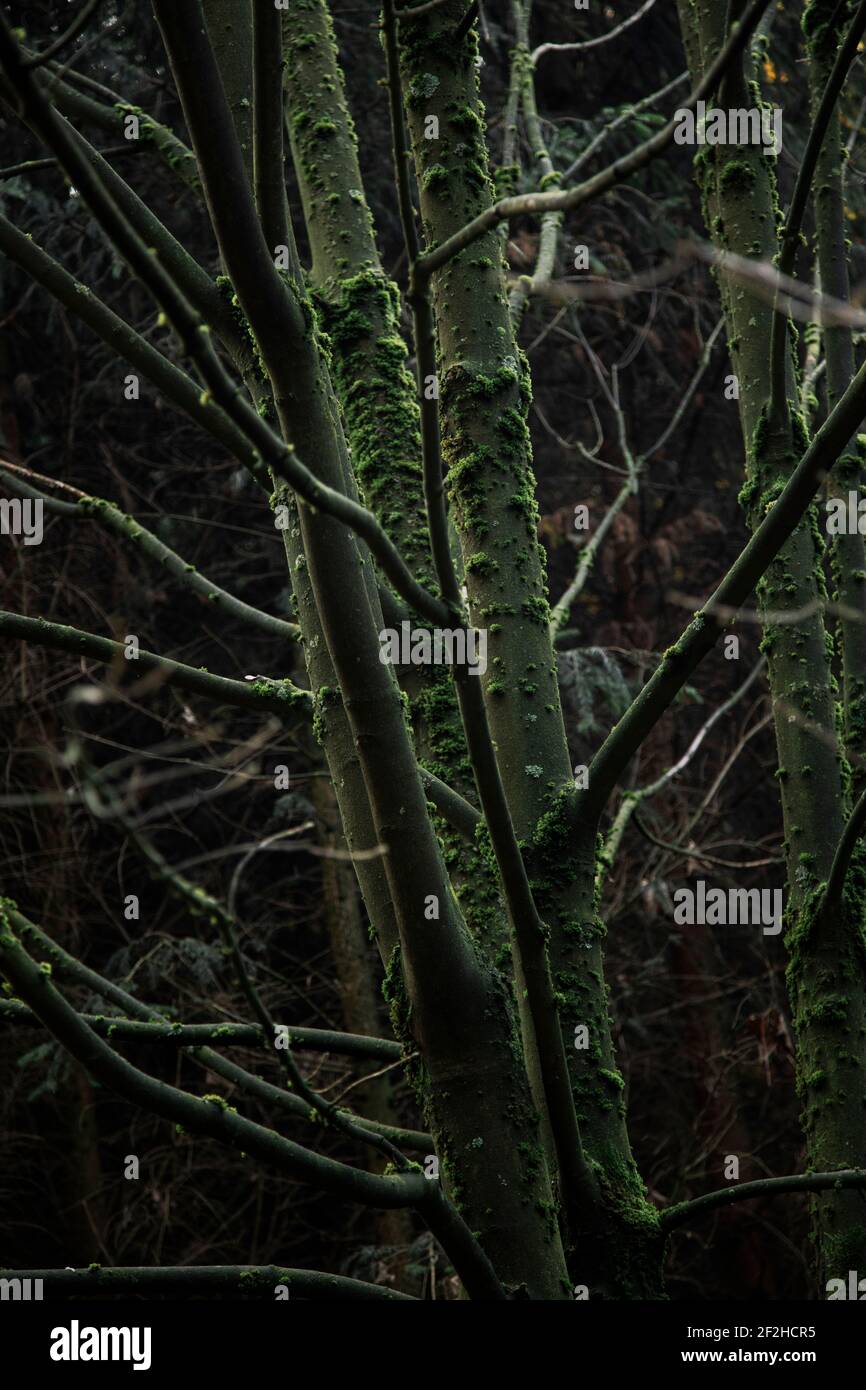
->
[23,0,105,72]
[532,0,658,65]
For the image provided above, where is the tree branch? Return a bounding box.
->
[0,215,427,635]
[598,657,767,886]
[0,911,505,1297]
[767,0,866,428]
[22,0,105,71]
[662,1169,866,1232]
[252,0,289,252]
[0,997,401,1060]
[508,0,563,326]
[531,0,658,66]
[88,752,413,1173]
[0,212,262,481]
[0,908,423,1209]
[412,0,770,279]
[6,908,430,1150]
[0,609,310,713]
[560,70,688,184]
[33,59,201,189]
[0,463,299,640]
[5,88,242,352]
[0,1265,416,1299]
[584,348,866,815]
[0,18,452,628]
[821,785,866,909]
[419,766,481,839]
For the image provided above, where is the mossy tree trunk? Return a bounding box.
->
[309,775,414,1261]
[281,0,506,957]
[154,0,569,1300]
[806,0,866,797]
[677,0,866,1283]
[396,1,663,1296]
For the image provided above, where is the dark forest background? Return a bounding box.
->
[1,0,861,1299]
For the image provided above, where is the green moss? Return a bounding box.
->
[719,159,758,195]
[382,944,428,1108]
[465,552,497,576]
[407,71,440,105]
[521,596,549,626]
[494,163,520,198]
[311,684,340,744]
[313,268,431,584]
[802,0,839,58]
[422,163,449,192]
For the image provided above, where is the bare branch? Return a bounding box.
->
[822,786,866,910]
[0,998,402,1061]
[662,1169,866,1232]
[22,0,105,72]
[0,1265,417,1299]
[0,609,310,713]
[532,0,658,66]
[0,462,300,641]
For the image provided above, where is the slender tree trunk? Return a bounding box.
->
[397,3,664,1295]
[310,775,414,1263]
[806,0,866,797]
[155,0,568,1298]
[202,0,254,183]
[282,0,507,955]
[676,0,866,1283]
